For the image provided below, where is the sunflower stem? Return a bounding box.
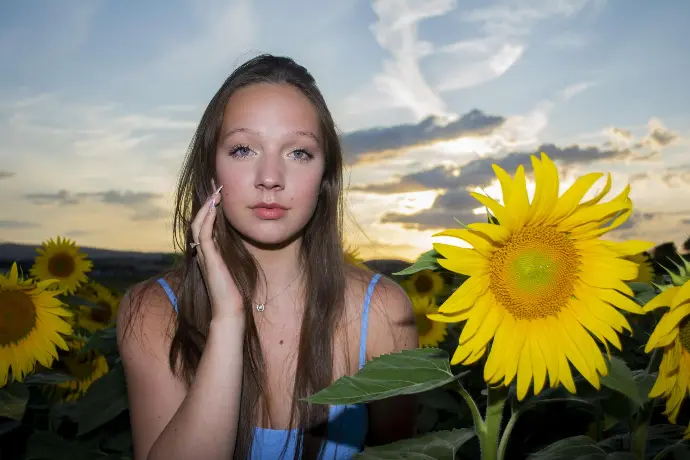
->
[497,398,519,460]
[480,385,508,460]
[455,382,484,432]
[631,348,663,459]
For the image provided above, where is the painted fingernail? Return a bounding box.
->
[209,199,215,212]
[214,184,223,195]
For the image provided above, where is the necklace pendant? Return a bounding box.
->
[255,303,265,312]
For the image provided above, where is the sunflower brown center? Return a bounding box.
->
[415,313,433,335]
[489,226,579,320]
[678,317,690,352]
[91,302,112,323]
[64,351,98,380]
[414,274,434,294]
[0,290,38,346]
[48,252,76,278]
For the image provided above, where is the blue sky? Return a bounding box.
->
[1,0,688,261]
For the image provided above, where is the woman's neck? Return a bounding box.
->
[245,237,304,302]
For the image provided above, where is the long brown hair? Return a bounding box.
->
[129,55,346,459]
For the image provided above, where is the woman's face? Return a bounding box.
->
[215,83,326,246]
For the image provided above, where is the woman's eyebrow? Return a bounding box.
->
[221,128,320,146]
[293,131,320,146]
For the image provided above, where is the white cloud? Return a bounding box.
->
[434,42,525,92]
[0,94,195,193]
[343,0,455,121]
[561,81,596,101]
[344,0,601,125]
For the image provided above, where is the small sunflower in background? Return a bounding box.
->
[408,293,448,348]
[643,274,690,435]
[402,269,445,298]
[30,236,93,295]
[0,263,73,386]
[75,282,121,333]
[626,252,655,284]
[52,336,109,402]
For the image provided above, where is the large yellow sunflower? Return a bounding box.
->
[75,282,121,333]
[643,277,690,435]
[408,294,448,347]
[53,336,109,402]
[402,269,445,298]
[428,153,654,400]
[625,252,655,284]
[0,263,73,386]
[30,236,93,295]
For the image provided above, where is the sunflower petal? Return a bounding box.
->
[646,304,690,352]
[438,275,489,314]
[517,339,533,401]
[434,243,489,276]
[467,222,512,243]
[550,172,604,223]
[644,287,681,312]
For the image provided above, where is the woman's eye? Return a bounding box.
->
[230,145,253,158]
[290,149,313,162]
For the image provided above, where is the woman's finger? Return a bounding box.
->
[190,196,212,244]
[198,188,222,262]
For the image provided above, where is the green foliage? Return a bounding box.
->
[3,237,690,460]
[393,249,441,276]
[356,429,475,459]
[306,348,468,405]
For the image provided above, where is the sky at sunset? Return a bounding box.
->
[1,0,689,262]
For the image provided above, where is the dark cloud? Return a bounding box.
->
[611,127,632,139]
[0,171,14,180]
[647,126,678,148]
[340,109,505,165]
[24,189,167,221]
[627,164,690,187]
[630,125,679,150]
[356,143,634,194]
[81,190,163,206]
[0,220,39,229]
[615,211,657,231]
[380,188,484,230]
[25,189,81,205]
[25,189,163,206]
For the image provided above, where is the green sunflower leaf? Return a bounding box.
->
[0,381,29,420]
[74,363,129,436]
[82,326,118,354]
[600,356,645,408]
[304,348,467,405]
[527,435,614,459]
[393,250,441,276]
[22,371,76,385]
[354,428,475,459]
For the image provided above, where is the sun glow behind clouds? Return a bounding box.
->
[435,137,496,156]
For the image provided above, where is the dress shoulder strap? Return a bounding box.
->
[157,278,178,313]
[358,273,382,369]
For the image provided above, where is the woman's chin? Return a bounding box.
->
[237,226,303,250]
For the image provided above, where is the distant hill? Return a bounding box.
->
[0,242,174,262]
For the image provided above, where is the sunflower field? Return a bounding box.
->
[2,152,690,459]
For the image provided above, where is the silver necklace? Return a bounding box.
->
[254,272,301,312]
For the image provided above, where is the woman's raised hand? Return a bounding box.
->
[189,179,245,321]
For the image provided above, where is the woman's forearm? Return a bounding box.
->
[147,317,245,460]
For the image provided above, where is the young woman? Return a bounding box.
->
[116,55,418,460]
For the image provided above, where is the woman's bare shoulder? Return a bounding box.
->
[346,267,417,355]
[116,272,179,348]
